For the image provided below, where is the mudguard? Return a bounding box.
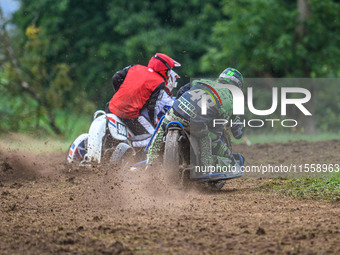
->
[85,113,107,163]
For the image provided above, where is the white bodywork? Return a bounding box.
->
[69,110,134,164]
[85,113,107,163]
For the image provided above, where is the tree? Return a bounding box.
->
[2,0,339,135]
[11,0,226,105]
[201,0,340,133]
[1,6,94,134]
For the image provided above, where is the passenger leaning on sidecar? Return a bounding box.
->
[146,67,245,168]
[106,53,180,147]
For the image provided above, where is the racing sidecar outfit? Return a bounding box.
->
[147,78,243,167]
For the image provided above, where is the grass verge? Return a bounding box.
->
[0,132,70,153]
[233,132,340,144]
[255,172,340,202]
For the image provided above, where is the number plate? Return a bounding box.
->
[117,122,127,137]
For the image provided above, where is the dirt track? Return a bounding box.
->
[0,140,339,254]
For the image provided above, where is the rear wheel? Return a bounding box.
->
[163,129,180,183]
[110,142,134,168]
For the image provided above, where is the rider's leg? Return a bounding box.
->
[146,121,167,166]
[121,116,154,135]
[203,131,233,169]
[210,133,232,158]
[210,131,245,169]
[121,115,154,147]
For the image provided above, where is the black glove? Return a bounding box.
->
[176,83,191,99]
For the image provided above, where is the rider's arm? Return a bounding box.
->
[144,82,166,126]
[152,90,174,125]
[112,65,134,93]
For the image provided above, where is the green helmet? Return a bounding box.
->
[218,67,244,89]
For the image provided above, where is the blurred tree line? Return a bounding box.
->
[0,0,339,136]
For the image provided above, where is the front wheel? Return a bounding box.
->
[163,129,180,183]
[208,180,226,190]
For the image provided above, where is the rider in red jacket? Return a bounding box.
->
[108,53,180,147]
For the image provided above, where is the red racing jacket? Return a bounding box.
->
[109,65,166,119]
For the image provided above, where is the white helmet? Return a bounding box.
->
[166,70,180,92]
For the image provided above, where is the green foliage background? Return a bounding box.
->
[0,0,340,138]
